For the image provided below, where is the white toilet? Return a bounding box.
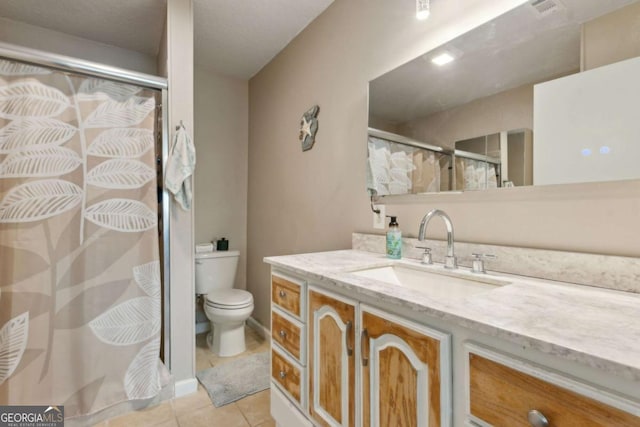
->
[195,250,254,357]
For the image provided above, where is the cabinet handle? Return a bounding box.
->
[278,290,287,298]
[345,320,353,356]
[527,410,549,427]
[278,329,287,339]
[279,370,287,379]
[361,328,369,366]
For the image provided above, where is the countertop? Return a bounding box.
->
[265,249,640,382]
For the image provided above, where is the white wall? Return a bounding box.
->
[194,66,249,291]
[247,0,640,330]
[0,17,157,74]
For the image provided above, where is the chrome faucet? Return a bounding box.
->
[418,209,457,269]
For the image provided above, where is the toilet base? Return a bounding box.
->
[207,321,246,357]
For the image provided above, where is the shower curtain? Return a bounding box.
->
[0,58,163,418]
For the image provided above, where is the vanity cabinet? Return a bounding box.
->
[361,306,451,427]
[272,274,304,319]
[308,287,356,427]
[465,344,640,427]
[306,286,452,427]
[268,250,640,427]
[271,273,308,412]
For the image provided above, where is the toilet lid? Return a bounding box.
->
[206,289,253,308]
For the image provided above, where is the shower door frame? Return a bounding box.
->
[0,41,173,370]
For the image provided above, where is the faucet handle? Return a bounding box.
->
[416,246,432,265]
[471,253,496,273]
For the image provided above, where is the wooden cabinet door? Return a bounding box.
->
[361,306,451,427]
[308,288,356,427]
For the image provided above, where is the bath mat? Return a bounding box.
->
[196,351,270,407]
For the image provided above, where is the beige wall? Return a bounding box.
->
[583,1,640,71]
[248,0,533,329]
[166,0,196,393]
[248,0,640,330]
[157,18,168,78]
[0,17,157,74]
[369,116,400,134]
[194,66,249,291]
[399,83,533,150]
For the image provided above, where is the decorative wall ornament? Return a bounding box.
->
[299,105,319,151]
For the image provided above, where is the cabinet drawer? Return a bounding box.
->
[272,348,303,405]
[467,345,640,427]
[272,309,304,362]
[272,274,304,318]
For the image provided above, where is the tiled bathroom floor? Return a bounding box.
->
[195,325,270,371]
[96,326,273,427]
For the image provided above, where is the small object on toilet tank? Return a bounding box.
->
[217,238,229,251]
[195,243,214,253]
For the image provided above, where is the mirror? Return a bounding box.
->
[367,0,640,196]
[367,128,452,195]
[453,128,533,190]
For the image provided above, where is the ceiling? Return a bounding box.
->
[0,0,167,56]
[194,0,334,78]
[0,0,334,79]
[369,0,638,123]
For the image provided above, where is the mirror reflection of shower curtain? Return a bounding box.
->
[0,58,165,417]
[455,157,498,190]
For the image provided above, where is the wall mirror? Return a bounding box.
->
[367,0,640,196]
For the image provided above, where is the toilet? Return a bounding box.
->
[195,250,254,357]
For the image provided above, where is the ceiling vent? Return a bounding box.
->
[529,0,566,18]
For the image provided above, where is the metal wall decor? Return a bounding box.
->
[299,105,319,151]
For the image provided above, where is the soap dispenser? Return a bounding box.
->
[386,216,402,259]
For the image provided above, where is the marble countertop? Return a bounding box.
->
[264,249,640,382]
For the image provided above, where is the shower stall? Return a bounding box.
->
[0,42,171,420]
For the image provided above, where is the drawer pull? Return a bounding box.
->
[279,370,287,379]
[361,328,369,366]
[527,410,549,427]
[278,290,287,298]
[345,320,353,356]
[278,329,287,339]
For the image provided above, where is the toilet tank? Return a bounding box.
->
[195,250,240,295]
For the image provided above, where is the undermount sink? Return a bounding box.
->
[350,263,510,299]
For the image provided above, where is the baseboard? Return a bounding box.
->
[247,316,271,339]
[271,384,313,427]
[174,377,198,398]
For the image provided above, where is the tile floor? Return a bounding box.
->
[95,326,273,427]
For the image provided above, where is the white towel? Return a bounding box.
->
[165,125,196,210]
[195,243,214,253]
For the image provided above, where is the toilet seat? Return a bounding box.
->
[205,289,253,309]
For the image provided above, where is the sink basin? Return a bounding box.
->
[350,264,509,299]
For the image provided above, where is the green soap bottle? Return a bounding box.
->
[386,216,402,259]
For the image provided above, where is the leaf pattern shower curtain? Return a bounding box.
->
[0,58,164,418]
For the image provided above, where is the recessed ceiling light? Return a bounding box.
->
[431,53,454,66]
[416,0,430,20]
